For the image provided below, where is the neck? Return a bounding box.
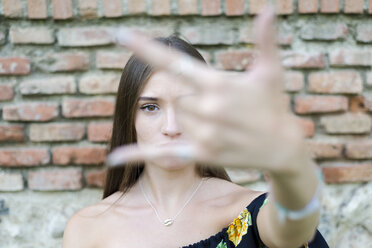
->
[139,162,203,217]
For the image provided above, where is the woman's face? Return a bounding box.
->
[134,71,195,169]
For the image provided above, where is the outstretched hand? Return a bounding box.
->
[107,7,306,174]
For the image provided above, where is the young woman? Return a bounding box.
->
[63,9,328,248]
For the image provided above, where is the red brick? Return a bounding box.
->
[364,94,372,111]
[330,50,372,67]
[79,74,120,94]
[306,139,343,159]
[281,51,325,69]
[249,0,268,14]
[37,52,89,72]
[300,23,348,41]
[52,0,73,19]
[3,0,23,18]
[3,102,59,122]
[151,0,171,16]
[178,0,198,15]
[275,0,294,15]
[295,118,315,138]
[0,84,14,101]
[53,146,107,165]
[0,57,31,75]
[10,27,54,44]
[298,0,318,13]
[370,0,372,13]
[322,164,372,183]
[0,124,24,142]
[0,173,24,191]
[225,0,244,15]
[0,148,49,167]
[88,122,113,142]
[321,113,371,134]
[356,23,372,43]
[28,168,82,191]
[321,0,340,13]
[180,25,235,45]
[19,76,76,95]
[128,0,147,14]
[58,27,114,47]
[27,0,47,19]
[85,169,106,188]
[215,49,255,70]
[308,71,363,94]
[346,141,372,159]
[96,51,130,69]
[29,123,85,142]
[349,96,367,113]
[202,0,221,16]
[102,0,122,17]
[295,96,348,114]
[78,0,98,19]
[62,98,115,118]
[284,71,304,92]
[344,0,364,13]
[239,23,293,45]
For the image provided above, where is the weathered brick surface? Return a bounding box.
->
[367,72,372,87]
[0,124,25,142]
[52,0,73,19]
[3,102,59,122]
[281,51,325,69]
[306,140,343,159]
[88,122,113,142]
[0,148,50,167]
[177,0,198,15]
[215,50,255,70]
[58,28,114,47]
[151,0,171,16]
[0,173,24,191]
[294,95,348,114]
[10,27,54,45]
[330,50,372,67]
[322,164,372,183]
[0,57,31,75]
[28,168,83,191]
[62,98,115,118]
[201,0,221,16]
[102,0,122,17]
[96,51,130,69]
[249,0,267,14]
[53,146,107,165]
[298,0,318,13]
[346,141,372,159]
[365,94,372,111]
[344,0,364,13]
[284,71,304,92]
[37,52,89,72]
[0,84,14,101]
[321,113,372,134]
[85,169,106,187]
[79,74,120,94]
[225,0,244,16]
[29,123,85,142]
[308,71,363,94]
[300,23,347,41]
[27,0,48,19]
[78,0,98,18]
[239,23,293,45]
[3,0,23,18]
[128,0,147,14]
[275,0,293,15]
[356,23,372,43]
[320,0,340,13]
[180,24,235,45]
[19,76,76,95]
[349,96,367,113]
[295,118,315,138]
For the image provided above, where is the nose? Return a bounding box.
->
[161,108,182,137]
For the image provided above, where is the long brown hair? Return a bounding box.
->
[103,35,231,199]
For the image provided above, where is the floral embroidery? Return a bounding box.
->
[226,209,252,247]
[216,240,228,248]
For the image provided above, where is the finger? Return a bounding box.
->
[106,143,198,167]
[114,29,222,90]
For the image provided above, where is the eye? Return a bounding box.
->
[140,104,159,112]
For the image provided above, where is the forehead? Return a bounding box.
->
[140,71,194,97]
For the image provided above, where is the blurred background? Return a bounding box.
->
[0,0,372,247]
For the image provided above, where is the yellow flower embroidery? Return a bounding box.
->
[226,209,252,247]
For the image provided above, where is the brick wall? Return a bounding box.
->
[1,0,372,246]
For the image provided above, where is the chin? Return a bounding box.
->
[149,158,194,171]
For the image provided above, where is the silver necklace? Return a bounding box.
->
[139,178,204,227]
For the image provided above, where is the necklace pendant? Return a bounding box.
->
[164,219,174,226]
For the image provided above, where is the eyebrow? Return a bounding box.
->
[138,96,158,101]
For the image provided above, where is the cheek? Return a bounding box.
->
[135,113,160,144]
